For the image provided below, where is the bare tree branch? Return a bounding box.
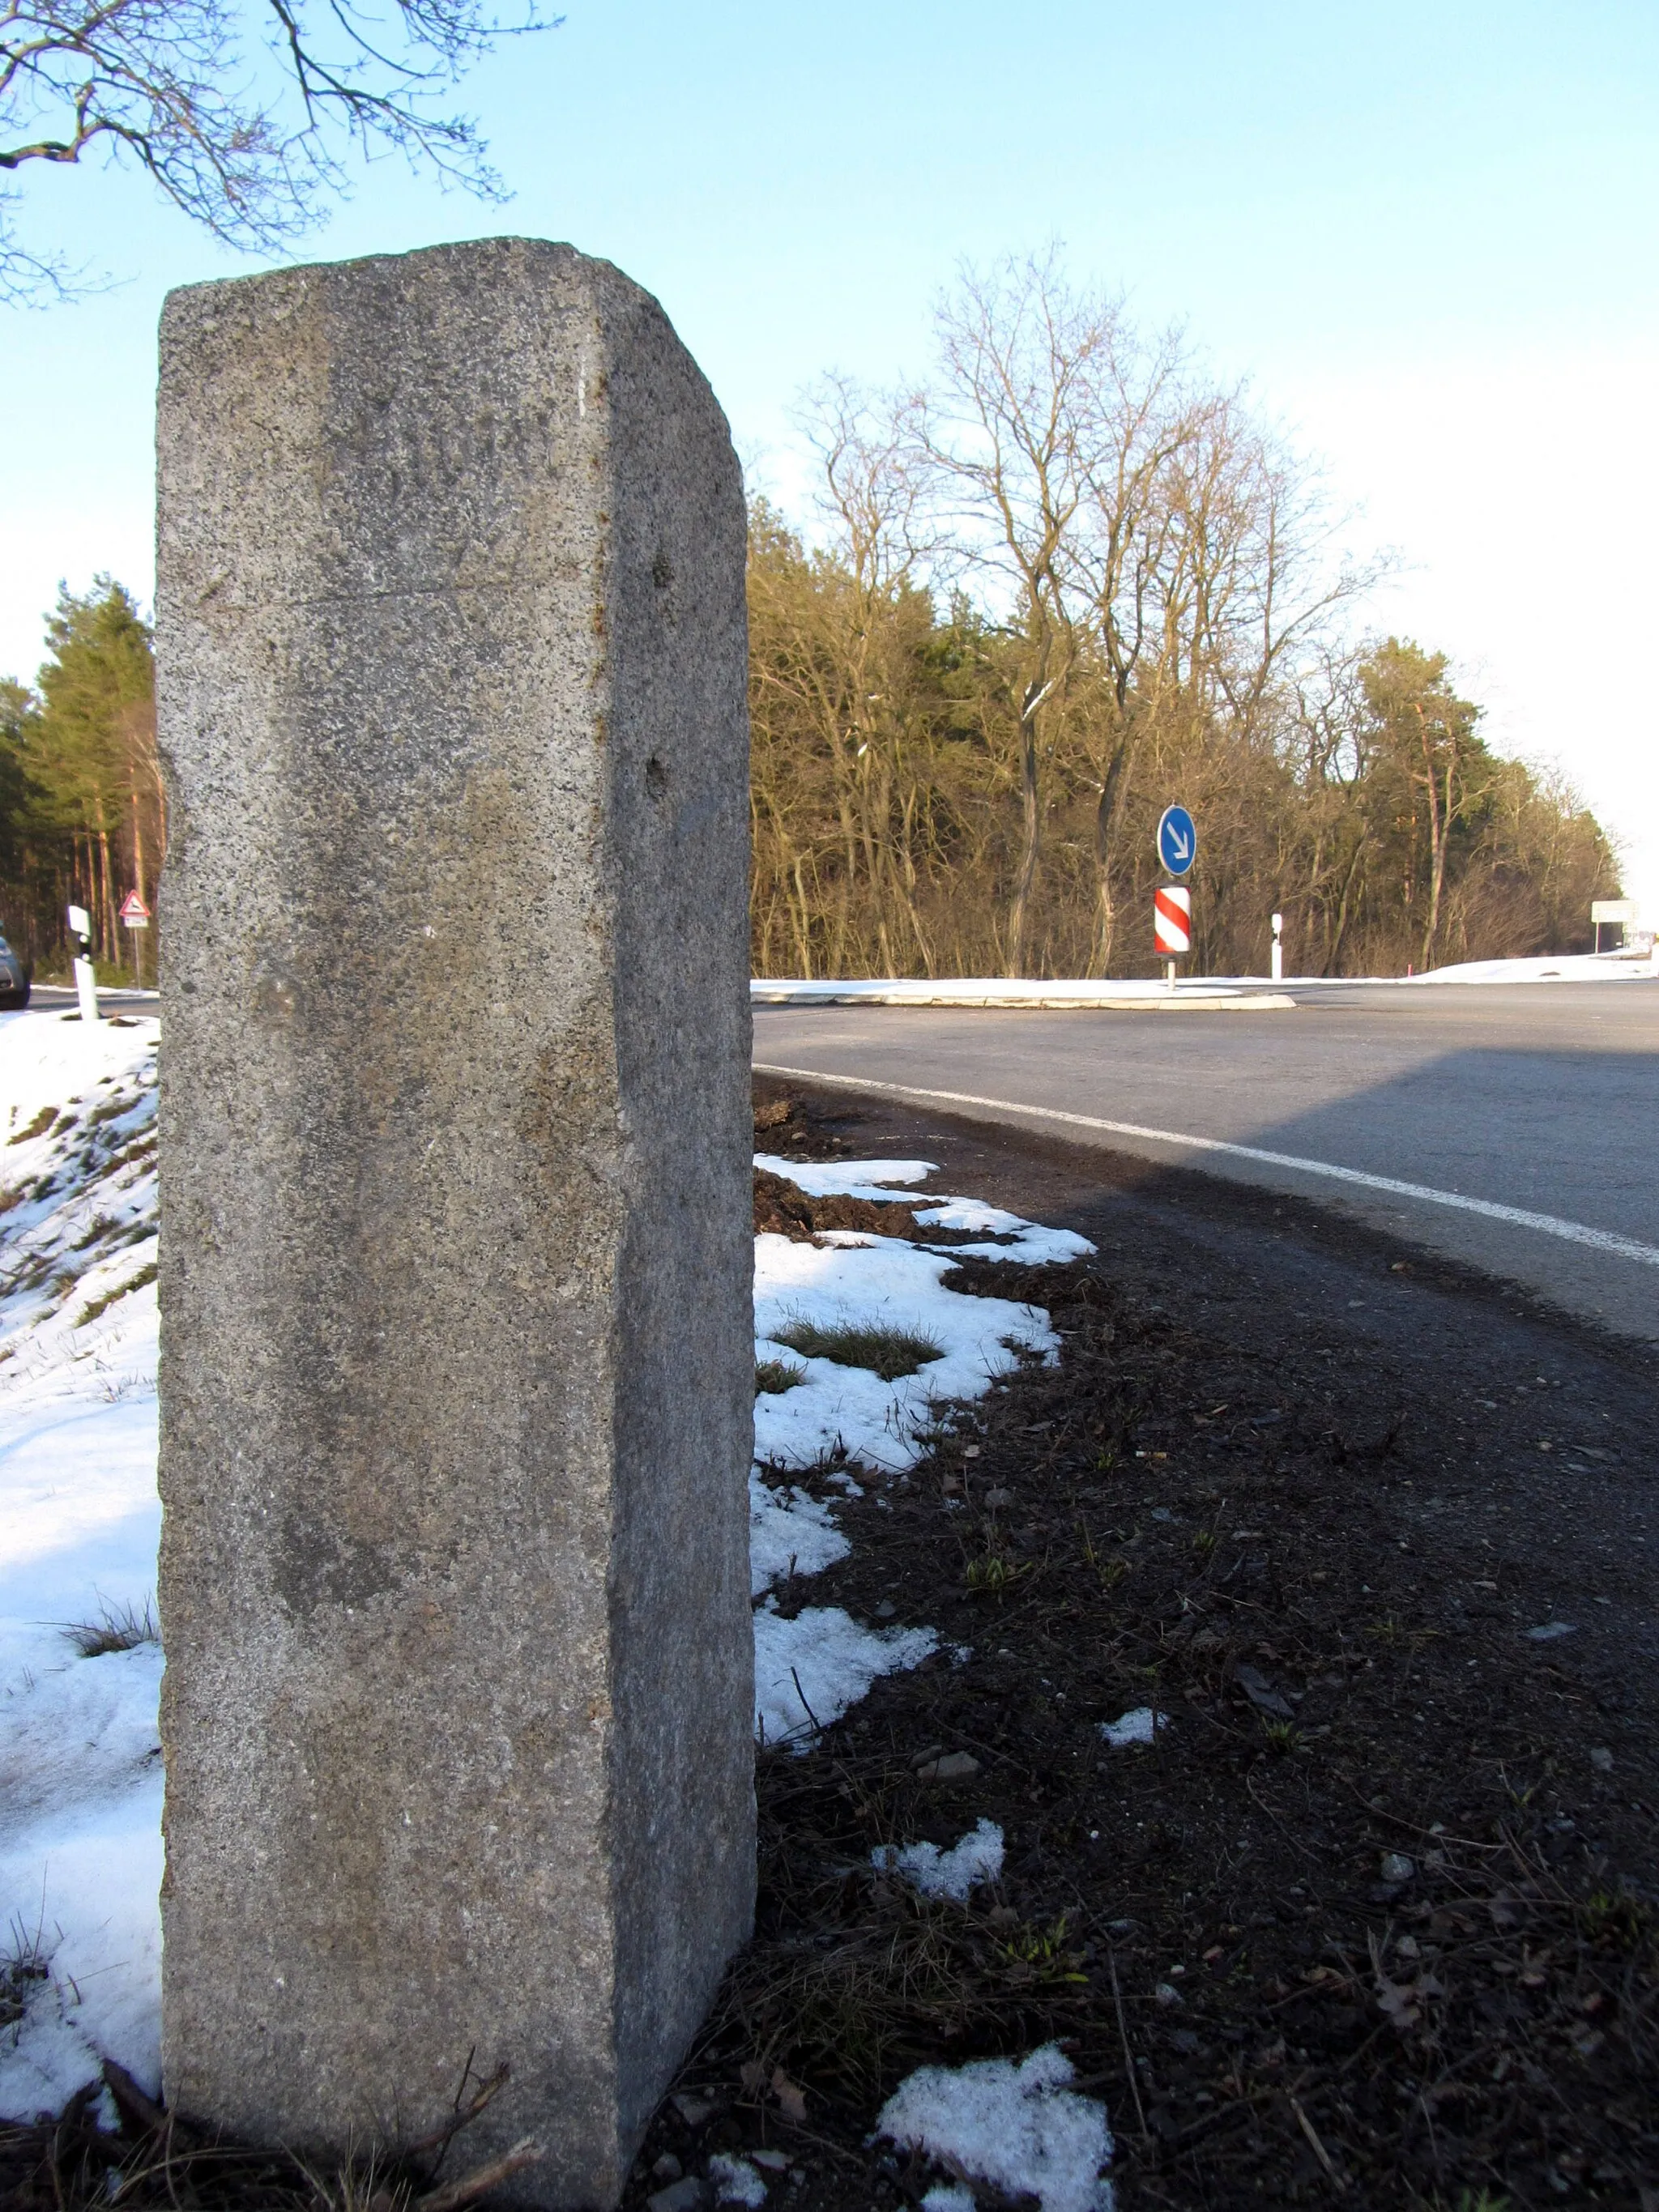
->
[0,0,559,299]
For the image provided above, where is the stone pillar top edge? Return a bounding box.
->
[156,233,736,462]
[160,234,638,316]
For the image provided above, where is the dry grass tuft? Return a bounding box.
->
[770,1319,943,1382]
[75,1259,158,1328]
[755,1357,808,1396]
[61,1596,158,1658]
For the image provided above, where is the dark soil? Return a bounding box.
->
[642,1081,1659,2212]
[7,1079,1656,2212]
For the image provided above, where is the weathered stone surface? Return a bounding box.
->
[155,239,753,2204]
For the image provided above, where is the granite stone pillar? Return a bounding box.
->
[155,239,754,2205]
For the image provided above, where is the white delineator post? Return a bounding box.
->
[67,903,99,1024]
[1271,910,1283,982]
[155,239,755,2206]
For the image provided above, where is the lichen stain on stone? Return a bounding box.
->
[275,1512,400,1619]
[249,968,302,1025]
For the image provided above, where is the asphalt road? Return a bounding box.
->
[23,976,1655,1338]
[25,984,157,1014]
[756,980,1659,1341]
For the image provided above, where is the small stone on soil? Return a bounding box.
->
[915,1751,980,1780]
[649,2180,709,2212]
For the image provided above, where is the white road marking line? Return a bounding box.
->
[754,1062,1659,1270]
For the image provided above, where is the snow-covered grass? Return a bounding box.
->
[752,978,1273,1008]
[0,1008,161,2122]
[748,1156,1094,1748]
[753,1154,1090,1480]
[0,1017,1099,2138]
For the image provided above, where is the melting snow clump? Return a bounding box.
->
[874,1818,1004,1899]
[878,2044,1115,2212]
[708,2154,768,2206]
[1100,1707,1166,1748]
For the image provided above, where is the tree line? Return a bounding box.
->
[0,261,1618,985]
[749,254,1617,979]
[0,578,161,981]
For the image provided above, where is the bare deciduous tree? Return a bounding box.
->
[1,0,555,300]
[909,252,1106,975]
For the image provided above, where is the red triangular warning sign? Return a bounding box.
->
[120,891,151,923]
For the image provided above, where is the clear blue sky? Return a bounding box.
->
[5,0,1657,911]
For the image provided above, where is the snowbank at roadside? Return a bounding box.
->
[1407,950,1657,986]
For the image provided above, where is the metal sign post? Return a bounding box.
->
[120,890,151,987]
[1154,805,1196,988]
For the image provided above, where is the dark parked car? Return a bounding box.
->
[0,931,30,1009]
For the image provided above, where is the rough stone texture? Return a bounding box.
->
[154,239,754,2206]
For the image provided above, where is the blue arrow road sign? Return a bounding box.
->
[1157,803,1196,877]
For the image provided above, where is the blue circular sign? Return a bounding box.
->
[1157,803,1196,877]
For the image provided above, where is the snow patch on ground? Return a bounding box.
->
[911,1197,1094,1267]
[873,1818,1004,1899]
[0,1775,164,2117]
[748,1153,1093,1754]
[753,1605,937,1750]
[753,1153,936,1197]
[748,1473,851,1596]
[878,2045,1115,2212]
[754,1235,1059,1474]
[753,1154,1094,1268]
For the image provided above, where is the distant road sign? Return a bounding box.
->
[1154,885,1192,956]
[120,891,151,929]
[1157,804,1196,877]
[1592,900,1638,924]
